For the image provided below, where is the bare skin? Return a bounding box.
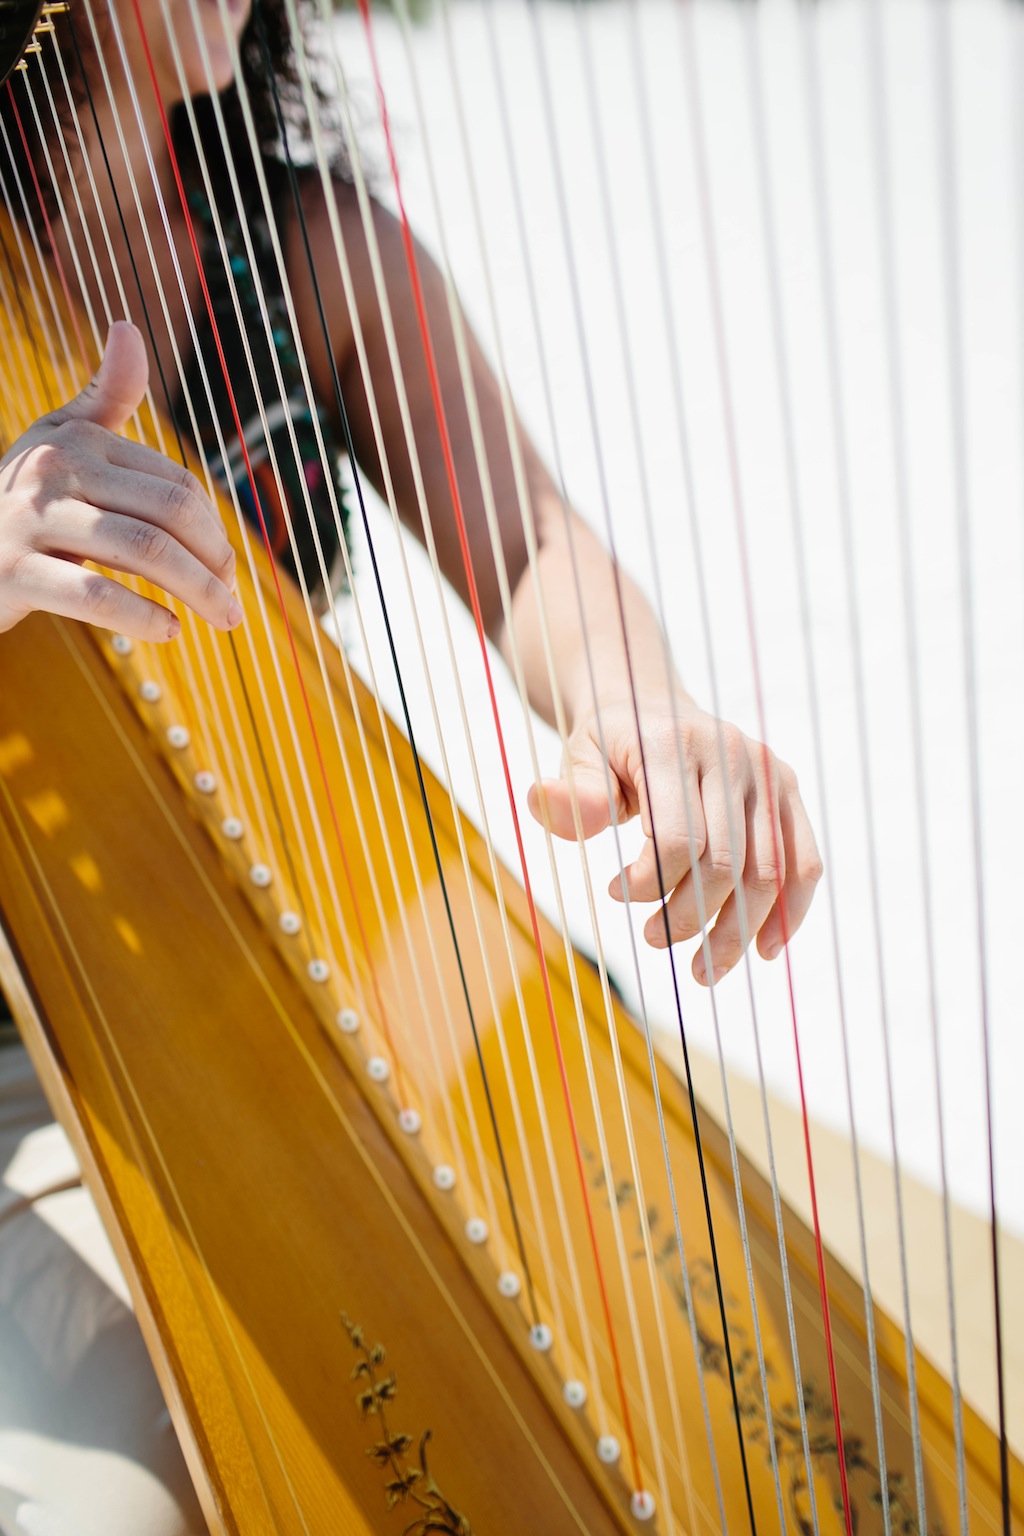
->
[0,0,822,981]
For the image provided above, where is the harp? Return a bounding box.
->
[0,0,1019,1532]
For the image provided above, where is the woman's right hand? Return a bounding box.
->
[0,320,241,642]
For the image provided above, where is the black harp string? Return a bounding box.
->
[575,0,825,1525]
[63,9,319,952]
[429,0,733,1511]
[511,0,761,1524]
[249,0,543,1329]
[403,0,734,1503]
[387,0,696,1506]
[930,4,1010,1529]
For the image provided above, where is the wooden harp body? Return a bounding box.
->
[0,2,1019,1534]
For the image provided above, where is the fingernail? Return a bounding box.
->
[226,599,243,628]
[766,942,781,961]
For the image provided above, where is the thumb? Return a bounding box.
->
[527,731,626,841]
[51,321,149,432]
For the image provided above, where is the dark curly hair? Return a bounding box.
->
[0,0,344,234]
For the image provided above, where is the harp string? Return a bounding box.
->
[168,0,583,1314]
[438,0,763,1517]
[674,4,855,1530]
[49,26,294,876]
[0,40,600,1527]
[20,53,249,832]
[172,0,548,1218]
[60,9,332,967]
[930,4,1009,1528]
[0,36,561,1499]
[296,0,630,1441]
[66,14,336,990]
[0,151,319,1508]
[93,0,381,1012]
[247,3,587,1318]
[496,0,769,1520]
[355,0,657,1497]
[274,0,586,1334]
[53,13,255,823]
[566,3,832,1528]
[308,0,630,1448]
[797,4,931,1528]
[739,4,894,1530]
[0,116,73,399]
[148,0,440,1120]
[181,0,528,1254]
[382,0,693,1513]
[385,0,691,1494]
[446,0,751,1519]
[17,73,100,356]
[73,0,341,964]
[125,0,414,1069]
[3,86,86,369]
[0,217,49,415]
[0,747,301,1534]
[861,0,966,1523]
[6,619,600,1536]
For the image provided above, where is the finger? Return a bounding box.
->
[622,768,704,903]
[49,321,148,434]
[756,784,823,960]
[644,771,745,945]
[74,461,233,581]
[14,551,181,643]
[695,773,784,983]
[530,731,626,841]
[103,435,225,520]
[55,506,242,632]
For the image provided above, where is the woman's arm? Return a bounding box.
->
[295,185,822,980]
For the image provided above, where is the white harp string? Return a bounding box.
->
[89,0,355,999]
[27,50,270,844]
[384,0,694,1508]
[185,0,540,1223]
[930,3,1009,1525]
[297,0,614,1398]
[161,0,456,1148]
[69,0,300,904]
[862,0,967,1525]
[797,9,928,1526]
[462,0,731,1520]
[738,6,894,1531]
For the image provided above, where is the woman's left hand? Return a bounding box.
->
[528,696,822,984]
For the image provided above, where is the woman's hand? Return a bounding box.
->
[0,321,241,642]
[528,696,822,984]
